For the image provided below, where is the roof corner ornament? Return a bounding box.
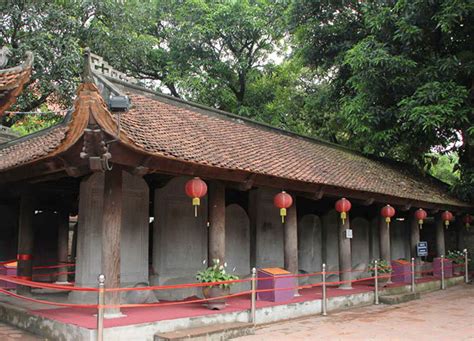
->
[80,109,113,172]
[0,46,12,68]
[82,47,94,83]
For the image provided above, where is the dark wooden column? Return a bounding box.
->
[284,202,298,274]
[455,217,465,251]
[379,216,391,261]
[338,214,352,289]
[208,181,225,265]
[410,213,421,277]
[248,190,258,268]
[17,195,34,295]
[56,210,69,283]
[101,167,123,316]
[435,214,446,257]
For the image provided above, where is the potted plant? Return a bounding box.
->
[368,259,392,287]
[196,259,238,310]
[446,250,465,275]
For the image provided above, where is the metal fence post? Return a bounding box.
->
[322,263,327,316]
[374,260,379,305]
[97,274,105,341]
[411,257,416,293]
[441,255,445,290]
[464,249,469,284]
[250,267,256,325]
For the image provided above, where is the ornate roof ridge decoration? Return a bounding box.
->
[0,51,34,116]
[88,51,138,85]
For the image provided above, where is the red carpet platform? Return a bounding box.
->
[29,277,441,330]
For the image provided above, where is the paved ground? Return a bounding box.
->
[236,284,474,341]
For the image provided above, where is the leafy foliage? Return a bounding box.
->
[290,0,474,202]
[446,250,467,265]
[0,0,84,113]
[368,259,392,275]
[196,259,238,289]
[427,153,460,186]
[8,112,62,136]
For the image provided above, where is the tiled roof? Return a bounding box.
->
[116,86,463,207]
[0,126,67,169]
[0,78,468,208]
[0,52,33,115]
[0,83,101,171]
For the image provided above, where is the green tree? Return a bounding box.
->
[87,0,289,115]
[290,0,474,202]
[0,0,85,114]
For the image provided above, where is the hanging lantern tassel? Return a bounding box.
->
[340,211,347,225]
[386,216,391,228]
[418,219,423,230]
[193,197,200,217]
[280,208,287,223]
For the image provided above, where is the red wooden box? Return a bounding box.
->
[0,262,17,289]
[391,260,411,283]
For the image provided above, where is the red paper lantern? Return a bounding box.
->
[441,210,453,229]
[274,191,293,223]
[415,208,427,229]
[185,177,208,217]
[335,198,352,225]
[381,205,396,227]
[463,214,473,229]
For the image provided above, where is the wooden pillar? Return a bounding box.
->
[248,190,258,268]
[435,214,446,257]
[284,202,298,274]
[208,181,225,265]
[455,217,465,251]
[410,213,421,277]
[71,222,78,261]
[101,167,123,316]
[56,210,69,284]
[17,195,34,295]
[338,214,352,289]
[379,216,391,261]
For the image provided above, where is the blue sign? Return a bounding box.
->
[417,241,428,257]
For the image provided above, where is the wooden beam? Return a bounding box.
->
[312,187,325,200]
[284,199,298,275]
[379,217,391,262]
[101,166,123,316]
[362,198,374,206]
[435,213,445,257]
[338,213,352,289]
[208,181,225,265]
[17,194,34,295]
[238,174,256,191]
[399,202,412,211]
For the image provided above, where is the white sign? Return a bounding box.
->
[345,229,353,239]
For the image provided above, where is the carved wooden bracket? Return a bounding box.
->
[80,126,112,172]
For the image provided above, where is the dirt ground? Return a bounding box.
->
[236,284,474,341]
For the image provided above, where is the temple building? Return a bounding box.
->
[0,50,472,338]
